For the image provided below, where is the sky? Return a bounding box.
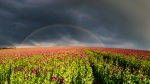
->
[0,0,150,50]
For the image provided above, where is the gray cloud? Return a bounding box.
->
[105,0,150,41]
[0,0,149,50]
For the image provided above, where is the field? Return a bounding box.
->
[0,47,150,84]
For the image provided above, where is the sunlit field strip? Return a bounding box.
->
[0,47,93,84]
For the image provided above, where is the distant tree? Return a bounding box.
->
[0,46,16,50]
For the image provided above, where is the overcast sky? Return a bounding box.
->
[0,0,150,50]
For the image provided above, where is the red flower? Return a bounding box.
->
[58,65,60,69]
[26,77,30,80]
[17,67,22,71]
[52,76,58,81]
[132,68,135,71]
[30,70,32,73]
[142,76,144,80]
[48,70,50,72]
[60,78,65,83]
[12,68,15,72]
[24,71,27,74]
[33,70,38,75]
[110,70,114,73]
[38,66,41,69]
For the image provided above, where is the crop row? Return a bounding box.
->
[84,49,150,84]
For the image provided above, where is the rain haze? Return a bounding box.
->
[0,0,150,50]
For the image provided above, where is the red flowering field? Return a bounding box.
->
[89,47,150,60]
[0,47,150,84]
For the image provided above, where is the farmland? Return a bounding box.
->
[0,47,150,84]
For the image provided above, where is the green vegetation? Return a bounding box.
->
[0,49,94,84]
[84,49,150,84]
[0,48,150,84]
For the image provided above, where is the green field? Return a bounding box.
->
[0,47,150,84]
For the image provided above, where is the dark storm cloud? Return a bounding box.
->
[0,0,149,50]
